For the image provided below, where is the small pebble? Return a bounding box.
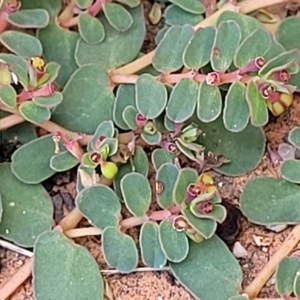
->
[233,241,248,258]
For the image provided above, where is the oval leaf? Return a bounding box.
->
[11,134,58,184]
[281,159,300,183]
[234,27,272,68]
[52,65,114,134]
[33,230,104,300]
[50,151,79,172]
[159,219,189,263]
[170,236,243,300]
[197,81,222,122]
[0,84,16,108]
[223,82,249,132]
[0,30,42,57]
[211,21,241,73]
[245,80,268,127]
[288,127,300,149]
[121,172,151,217]
[152,148,175,171]
[156,162,179,209]
[183,26,216,69]
[78,13,105,44]
[103,3,133,32]
[275,257,300,297]
[102,226,138,273]
[136,74,167,119]
[153,25,194,73]
[141,131,162,145]
[0,163,53,247]
[19,101,51,124]
[8,9,49,28]
[166,78,198,123]
[140,222,167,268]
[169,0,205,14]
[76,185,121,230]
[240,177,300,225]
[32,91,63,108]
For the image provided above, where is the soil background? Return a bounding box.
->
[1,1,300,299]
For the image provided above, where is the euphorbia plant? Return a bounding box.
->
[1,0,300,300]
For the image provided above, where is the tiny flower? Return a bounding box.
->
[172,216,189,232]
[100,161,118,179]
[239,57,266,75]
[185,183,201,202]
[278,142,296,161]
[258,82,275,99]
[30,56,45,74]
[135,113,148,128]
[198,201,214,214]
[143,121,157,135]
[161,141,180,156]
[206,72,220,85]
[94,135,107,149]
[273,69,291,84]
[90,151,102,164]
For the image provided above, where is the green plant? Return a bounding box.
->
[1,0,300,299]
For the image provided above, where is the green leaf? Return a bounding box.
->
[183,26,216,69]
[197,82,222,122]
[259,49,300,77]
[0,194,2,223]
[52,65,114,134]
[151,148,175,171]
[32,92,63,108]
[75,0,93,9]
[113,84,136,130]
[211,21,241,73]
[0,163,53,247]
[217,11,262,41]
[11,134,59,184]
[33,231,103,300]
[223,82,249,132]
[156,162,179,209]
[288,127,300,149]
[102,226,138,273]
[78,13,105,44]
[76,185,121,230]
[50,151,79,172]
[245,80,268,127]
[136,74,167,119]
[123,105,138,130]
[234,28,272,68]
[281,159,300,183]
[37,24,79,87]
[240,177,300,225]
[19,101,51,124]
[294,271,300,296]
[115,0,140,7]
[0,84,16,108]
[182,208,216,239]
[153,25,194,73]
[0,111,37,144]
[159,219,189,263]
[170,236,243,300]
[141,131,162,145]
[140,222,167,268]
[75,6,145,70]
[173,168,198,204]
[39,62,61,87]
[166,78,198,123]
[0,53,28,71]
[169,0,205,14]
[195,115,266,176]
[264,37,286,61]
[0,30,42,57]
[121,172,151,217]
[275,257,300,297]
[8,9,49,28]
[276,16,300,51]
[20,0,62,20]
[165,4,203,26]
[103,3,133,32]
[228,296,249,300]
